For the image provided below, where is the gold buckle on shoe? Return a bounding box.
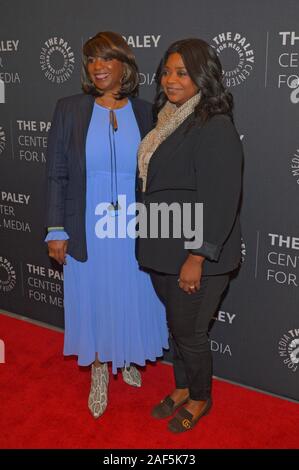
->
[182,418,192,429]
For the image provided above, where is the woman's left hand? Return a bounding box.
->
[178,254,205,294]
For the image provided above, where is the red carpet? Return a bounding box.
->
[0,312,298,449]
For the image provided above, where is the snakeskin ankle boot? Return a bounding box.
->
[121,365,142,387]
[88,363,109,418]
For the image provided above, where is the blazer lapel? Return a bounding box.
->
[76,94,94,174]
[130,97,150,138]
[146,114,195,191]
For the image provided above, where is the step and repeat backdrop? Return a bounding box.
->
[0,0,298,400]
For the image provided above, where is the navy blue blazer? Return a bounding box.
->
[45,93,153,262]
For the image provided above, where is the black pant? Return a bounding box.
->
[150,271,230,400]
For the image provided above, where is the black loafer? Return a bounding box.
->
[167,398,212,433]
[151,395,189,419]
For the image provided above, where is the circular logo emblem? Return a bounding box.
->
[289,77,299,104]
[0,256,16,292]
[40,37,75,84]
[241,238,246,263]
[212,32,255,87]
[278,329,299,372]
[290,147,299,185]
[0,126,6,155]
[289,339,299,364]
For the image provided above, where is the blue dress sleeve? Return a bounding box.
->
[45,230,69,242]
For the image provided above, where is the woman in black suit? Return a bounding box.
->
[137,38,243,433]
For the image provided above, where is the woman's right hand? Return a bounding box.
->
[47,240,68,265]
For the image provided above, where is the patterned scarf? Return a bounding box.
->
[138,93,201,192]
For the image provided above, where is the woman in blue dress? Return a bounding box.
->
[45,32,168,419]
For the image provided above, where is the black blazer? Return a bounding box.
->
[137,114,243,276]
[45,93,153,262]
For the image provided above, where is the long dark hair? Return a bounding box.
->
[155,38,233,124]
[82,31,139,99]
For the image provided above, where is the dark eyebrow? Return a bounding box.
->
[163,65,186,69]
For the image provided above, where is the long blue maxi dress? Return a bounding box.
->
[47,101,169,373]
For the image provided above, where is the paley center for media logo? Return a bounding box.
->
[267,233,299,287]
[212,32,255,87]
[278,328,299,372]
[40,37,75,84]
[0,125,6,154]
[0,39,21,100]
[122,34,161,87]
[122,35,161,48]
[278,31,299,104]
[290,147,299,185]
[0,255,16,292]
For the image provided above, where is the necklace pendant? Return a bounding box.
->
[109,109,118,131]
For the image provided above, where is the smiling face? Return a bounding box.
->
[87,56,124,95]
[161,52,198,106]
